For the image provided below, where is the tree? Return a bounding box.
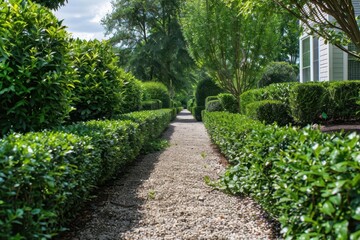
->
[32,0,68,10]
[181,0,280,106]
[102,0,195,93]
[274,0,360,59]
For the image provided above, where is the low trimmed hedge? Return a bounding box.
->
[246,100,291,126]
[141,99,162,110]
[289,83,328,125]
[203,111,360,239]
[0,109,173,239]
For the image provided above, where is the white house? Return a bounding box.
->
[299,1,360,82]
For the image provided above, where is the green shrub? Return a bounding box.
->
[217,93,238,113]
[327,80,360,121]
[289,83,328,124]
[205,96,219,107]
[259,62,297,87]
[264,82,299,105]
[206,100,223,112]
[203,111,360,239]
[0,0,72,135]
[195,78,223,107]
[187,98,195,110]
[239,88,267,114]
[142,82,170,108]
[0,131,100,239]
[0,109,173,239]
[69,39,124,122]
[120,73,142,113]
[115,109,173,143]
[141,99,162,110]
[192,106,205,121]
[58,120,141,184]
[246,100,292,126]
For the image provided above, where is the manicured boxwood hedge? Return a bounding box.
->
[246,100,291,126]
[203,111,360,239]
[0,109,174,239]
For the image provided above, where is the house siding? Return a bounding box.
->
[319,38,329,81]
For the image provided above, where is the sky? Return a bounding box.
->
[53,0,112,40]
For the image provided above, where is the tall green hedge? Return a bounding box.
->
[69,39,124,122]
[259,62,297,87]
[120,73,143,113]
[0,0,72,135]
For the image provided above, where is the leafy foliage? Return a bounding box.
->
[195,78,223,107]
[203,111,360,239]
[142,81,170,108]
[0,131,100,239]
[289,83,328,124]
[141,100,162,110]
[181,0,281,103]
[68,39,124,122]
[246,100,292,126]
[205,100,223,112]
[0,0,72,135]
[217,93,238,113]
[259,62,297,87]
[0,109,174,239]
[102,0,196,91]
[327,81,360,121]
[120,72,143,113]
[32,0,68,10]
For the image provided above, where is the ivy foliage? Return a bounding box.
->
[0,0,73,136]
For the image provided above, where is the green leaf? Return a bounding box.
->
[334,220,348,240]
[321,201,335,216]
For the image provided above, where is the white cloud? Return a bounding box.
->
[53,0,112,40]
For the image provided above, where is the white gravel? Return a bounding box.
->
[61,110,277,240]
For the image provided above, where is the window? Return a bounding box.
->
[302,37,311,82]
[348,43,360,80]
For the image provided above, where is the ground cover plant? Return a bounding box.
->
[0,109,174,239]
[203,111,360,239]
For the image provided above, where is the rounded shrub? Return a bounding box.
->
[69,39,124,122]
[217,93,238,113]
[206,100,223,112]
[195,78,223,107]
[0,0,72,135]
[142,82,170,108]
[259,62,297,87]
[240,88,267,114]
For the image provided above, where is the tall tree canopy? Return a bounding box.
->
[273,0,360,59]
[181,0,281,104]
[32,0,68,10]
[102,0,195,92]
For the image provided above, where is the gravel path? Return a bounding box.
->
[62,110,277,240]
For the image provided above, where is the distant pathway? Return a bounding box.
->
[62,110,276,240]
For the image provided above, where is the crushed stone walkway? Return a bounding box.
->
[61,110,277,240]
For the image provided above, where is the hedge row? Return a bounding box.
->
[240,81,360,125]
[203,111,360,239]
[0,109,173,239]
